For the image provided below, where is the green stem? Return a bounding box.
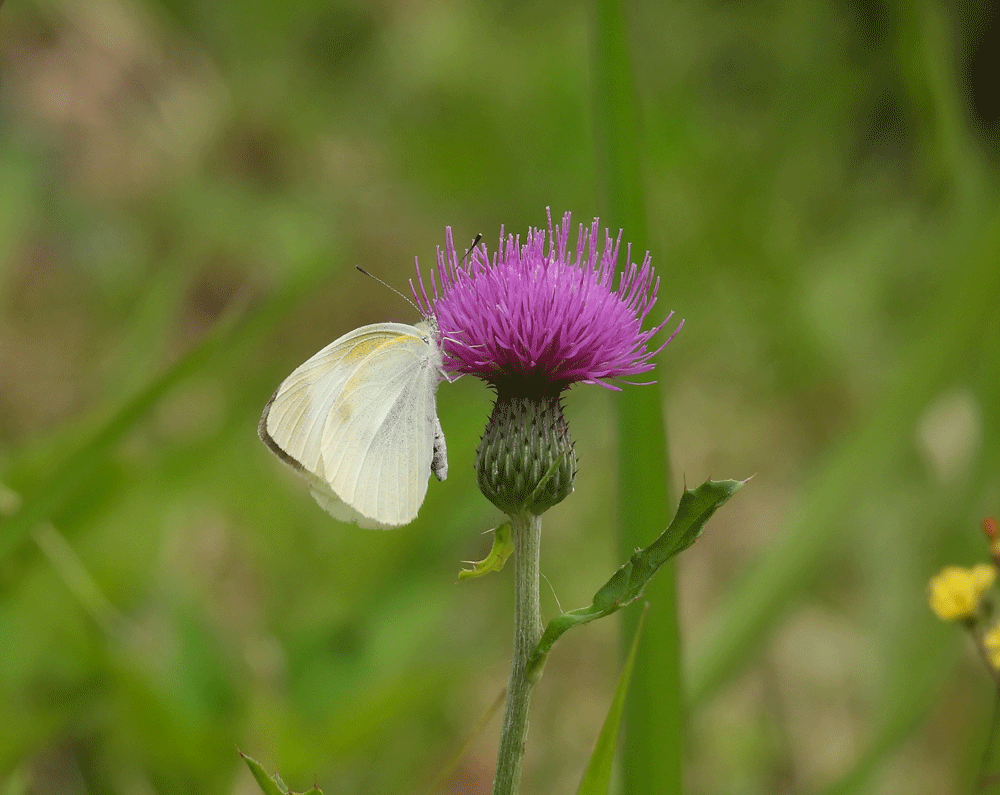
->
[493,510,544,795]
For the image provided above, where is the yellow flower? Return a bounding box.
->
[985,625,1000,669]
[928,564,997,621]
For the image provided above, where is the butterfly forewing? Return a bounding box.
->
[261,327,398,475]
[322,332,438,525]
[261,321,443,528]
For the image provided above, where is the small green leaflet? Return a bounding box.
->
[240,751,322,795]
[458,523,513,580]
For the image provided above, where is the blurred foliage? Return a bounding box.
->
[1,1,999,794]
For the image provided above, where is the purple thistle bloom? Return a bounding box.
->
[413,209,681,394]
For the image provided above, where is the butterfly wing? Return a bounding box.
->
[260,322,444,528]
[320,325,443,526]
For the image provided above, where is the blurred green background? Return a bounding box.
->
[2,1,999,793]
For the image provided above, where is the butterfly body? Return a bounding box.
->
[259,320,447,528]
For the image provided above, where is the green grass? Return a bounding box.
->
[2,1,999,793]
[591,0,683,792]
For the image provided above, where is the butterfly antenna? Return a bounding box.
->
[359,233,480,315]
[356,265,421,313]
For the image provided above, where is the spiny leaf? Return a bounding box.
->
[241,753,287,795]
[240,752,323,795]
[527,478,745,676]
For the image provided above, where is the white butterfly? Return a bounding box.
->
[259,319,448,529]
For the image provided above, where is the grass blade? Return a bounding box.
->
[576,605,649,795]
[590,0,685,791]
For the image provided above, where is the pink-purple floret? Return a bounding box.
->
[412,210,682,391]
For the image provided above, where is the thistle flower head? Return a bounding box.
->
[413,210,680,517]
[413,209,681,396]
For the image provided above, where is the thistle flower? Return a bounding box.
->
[413,210,681,516]
[414,209,680,394]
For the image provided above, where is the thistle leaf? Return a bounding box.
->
[240,752,323,795]
[528,478,746,675]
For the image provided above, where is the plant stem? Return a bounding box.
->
[493,510,543,795]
